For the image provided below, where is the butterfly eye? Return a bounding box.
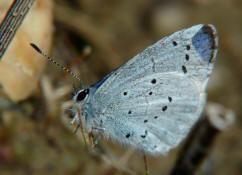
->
[76,89,89,102]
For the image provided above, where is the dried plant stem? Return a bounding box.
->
[144,154,149,175]
[0,0,36,59]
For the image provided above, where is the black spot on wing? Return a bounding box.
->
[172,41,178,46]
[186,45,191,50]
[162,106,168,111]
[182,65,187,73]
[151,79,156,84]
[168,96,172,102]
[185,54,190,61]
[126,133,131,138]
[141,130,148,138]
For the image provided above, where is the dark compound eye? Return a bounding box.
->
[76,89,89,102]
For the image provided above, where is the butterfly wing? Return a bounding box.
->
[91,24,218,155]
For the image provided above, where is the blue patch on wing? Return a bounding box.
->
[92,65,121,88]
[192,25,216,62]
[92,72,112,88]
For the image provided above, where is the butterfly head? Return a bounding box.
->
[70,87,91,125]
[73,88,90,104]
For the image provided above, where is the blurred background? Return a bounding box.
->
[0,0,241,174]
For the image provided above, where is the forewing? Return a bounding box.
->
[92,24,218,155]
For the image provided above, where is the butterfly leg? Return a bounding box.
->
[92,119,106,132]
[92,126,105,131]
[74,122,81,134]
[70,113,82,134]
[91,125,105,146]
[70,114,79,125]
[93,135,101,146]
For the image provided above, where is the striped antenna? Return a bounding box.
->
[30,43,82,83]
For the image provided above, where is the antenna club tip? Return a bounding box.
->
[29,43,82,83]
[30,43,42,54]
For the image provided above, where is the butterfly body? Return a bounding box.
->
[72,24,218,156]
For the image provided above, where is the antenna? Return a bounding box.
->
[30,43,82,84]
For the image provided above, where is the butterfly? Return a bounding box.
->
[33,24,218,156]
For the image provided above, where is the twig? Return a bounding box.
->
[144,154,149,175]
[169,102,235,175]
[0,0,36,59]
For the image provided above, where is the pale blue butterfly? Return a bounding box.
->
[33,24,218,156]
